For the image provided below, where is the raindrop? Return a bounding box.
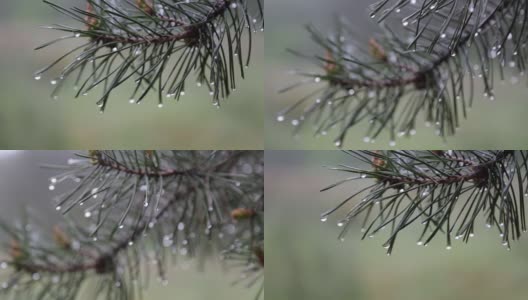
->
[320,216,328,222]
[337,221,344,227]
[84,211,92,218]
[49,185,55,191]
[34,75,41,81]
[314,77,321,83]
[276,115,285,122]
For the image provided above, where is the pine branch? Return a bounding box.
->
[0,151,263,300]
[279,0,527,146]
[34,0,263,112]
[320,150,527,255]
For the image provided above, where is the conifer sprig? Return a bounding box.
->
[0,151,264,300]
[35,0,263,111]
[279,0,527,146]
[321,150,527,255]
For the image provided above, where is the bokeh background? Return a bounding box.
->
[266,0,528,149]
[266,151,528,300]
[0,151,257,299]
[0,1,263,149]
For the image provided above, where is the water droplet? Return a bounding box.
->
[446,246,452,250]
[50,80,57,85]
[34,75,41,81]
[417,241,423,246]
[49,185,55,191]
[84,211,92,218]
[276,115,284,122]
[291,119,299,126]
[75,33,81,38]
[320,216,328,222]
[55,206,61,211]
[337,221,344,227]
[158,103,163,108]
[334,141,341,147]
[389,140,396,147]
[178,222,185,230]
[314,77,321,83]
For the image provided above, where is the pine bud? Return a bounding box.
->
[372,151,386,170]
[53,225,71,249]
[231,208,256,220]
[9,239,24,261]
[137,0,155,15]
[324,50,337,74]
[368,38,387,62]
[85,2,100,31]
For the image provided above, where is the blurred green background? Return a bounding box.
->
[265,0,528,149]
[0,1,263,149]
[0,151,258,299]
[266,151,528,300]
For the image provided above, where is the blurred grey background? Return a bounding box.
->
[266,151,528,300]
[265,0,528,149]
[0,151,255,299]
[0,1,263,149]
